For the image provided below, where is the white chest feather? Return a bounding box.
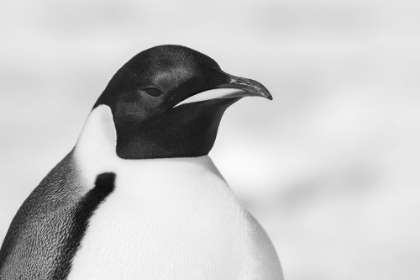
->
[68,106,283,280]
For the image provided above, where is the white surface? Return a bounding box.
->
[69,106,283,279]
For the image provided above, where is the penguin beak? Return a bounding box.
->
[215,74,273,100]
[174,74,272,107]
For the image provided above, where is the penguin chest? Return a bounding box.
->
[67,156,279,280]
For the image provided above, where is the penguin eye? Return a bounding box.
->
[141,87,163,97]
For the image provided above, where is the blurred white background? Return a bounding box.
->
[1,0,419,279]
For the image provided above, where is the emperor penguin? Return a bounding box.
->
[0,45,284,280]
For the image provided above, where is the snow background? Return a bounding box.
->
[1,0,419,279]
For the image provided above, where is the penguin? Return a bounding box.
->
[0,45,284,280]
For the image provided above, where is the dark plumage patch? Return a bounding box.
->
[52,172,116,279]
[115,97,239,159]
[0,152,116,280]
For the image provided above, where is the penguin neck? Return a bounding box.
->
[74,105,226,187]
[114,98,239,159]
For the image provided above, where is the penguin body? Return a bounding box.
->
[0,153,81,279]
[0,45,283,279]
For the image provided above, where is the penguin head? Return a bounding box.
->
[94,45,272,159]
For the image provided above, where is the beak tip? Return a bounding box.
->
[259,90,272,101]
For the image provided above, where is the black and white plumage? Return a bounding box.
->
[0,45,283,280]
